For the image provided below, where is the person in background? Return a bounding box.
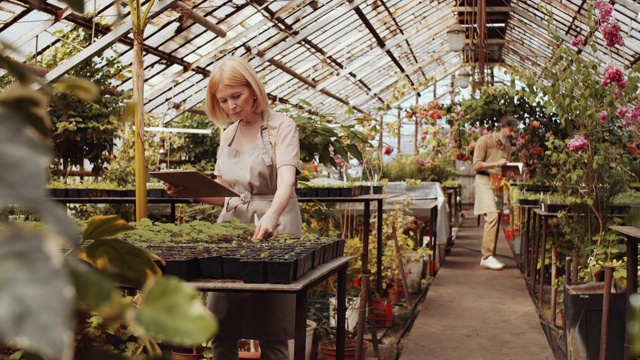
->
[165,56,302,360]
[472,115,519,270]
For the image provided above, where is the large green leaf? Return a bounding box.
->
[53,78,100,102]
[60,0,84,13]
[0,99,81,248]
[83,215,135,241]
[84,239,161,288]
[0,227,75,360]
[67,257,120,313]
[130,276,217,345]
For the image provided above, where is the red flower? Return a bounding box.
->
[571,36,586,47]
[384,146,394,155]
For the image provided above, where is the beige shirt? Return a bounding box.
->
[472,132,511,175]
[214,109,301,176]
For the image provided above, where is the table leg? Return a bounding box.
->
[294,289,308,360]
[354,201,371,359]
[170,202,176,223]
[377,199,383,296]
[625,238,638,360]
[530,211,539,290]
[337,265,347,360]
[538,216,548,307]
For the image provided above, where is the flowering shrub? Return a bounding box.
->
[515,1,639,269]
[443,86,565,176]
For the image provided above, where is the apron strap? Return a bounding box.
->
[257,110,275,166]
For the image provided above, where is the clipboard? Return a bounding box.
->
[149,170,240,198]
[502,162,523,177]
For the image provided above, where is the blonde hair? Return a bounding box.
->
[205,56,269,128]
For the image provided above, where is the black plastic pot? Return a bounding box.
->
[564,282,626,360]
[222,255,243,280]
[265,257,296,284]
[316,187,330,197]
[341,187,355,197]
[162,257,201,281]
[198,254,223,279]
[241,258,267,283]
[328,188,342,197]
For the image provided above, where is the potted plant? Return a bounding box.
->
[319,339,370,360]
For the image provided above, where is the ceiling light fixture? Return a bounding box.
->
[447,23,466,51]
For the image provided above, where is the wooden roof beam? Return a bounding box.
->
[452,6,514,12]
[350,2,414,86]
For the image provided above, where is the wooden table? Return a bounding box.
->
[191,256,354,360]
[609,225,640,360]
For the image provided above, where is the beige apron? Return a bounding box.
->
[208,110,302,341]
[474,138,508,216]
[474,175,501,215]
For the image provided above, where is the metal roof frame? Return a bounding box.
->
[1,0,639,120]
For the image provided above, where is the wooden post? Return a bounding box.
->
[397,107,401,154]
[391,225,413,308]
[132,26,148,220]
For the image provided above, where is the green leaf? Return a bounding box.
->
[0,85,51,136]
[60,0,84,13]
[0,104,81,248]
[84,239,161,288]
[53,78,100,102]
[347,144,363,162]
[67,257,120,313]
[83,215,135,241]
[130,276,218,345]
[0,227,74,360]
[297,99,313,108]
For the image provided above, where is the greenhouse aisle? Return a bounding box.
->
[399,209,556,360]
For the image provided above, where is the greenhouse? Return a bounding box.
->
[1,0,640,359]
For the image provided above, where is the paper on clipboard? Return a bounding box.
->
[149,170,240,198]
[502,162,523,177]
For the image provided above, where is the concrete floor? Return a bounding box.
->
[398,210,556,360]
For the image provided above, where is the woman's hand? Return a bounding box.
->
[252,213,280,240]
[163,182,188,198]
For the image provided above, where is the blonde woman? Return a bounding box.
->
[165,56,302,360]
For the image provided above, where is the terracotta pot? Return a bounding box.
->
[319,339,369,360]
[170,347,206,360]
[388,287,402,304]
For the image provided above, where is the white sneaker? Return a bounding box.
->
[480,256,505,270]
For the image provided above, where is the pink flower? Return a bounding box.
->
[384,146,394,155]
[631,105,640,120]
[404,268,413,278]
[600,23,625,48]
[594,1,614,24]
[571,36,586,47]
[617,107,629,118]
[568,135,588,152]
[599,110,608,122]
[601,65,627,89]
